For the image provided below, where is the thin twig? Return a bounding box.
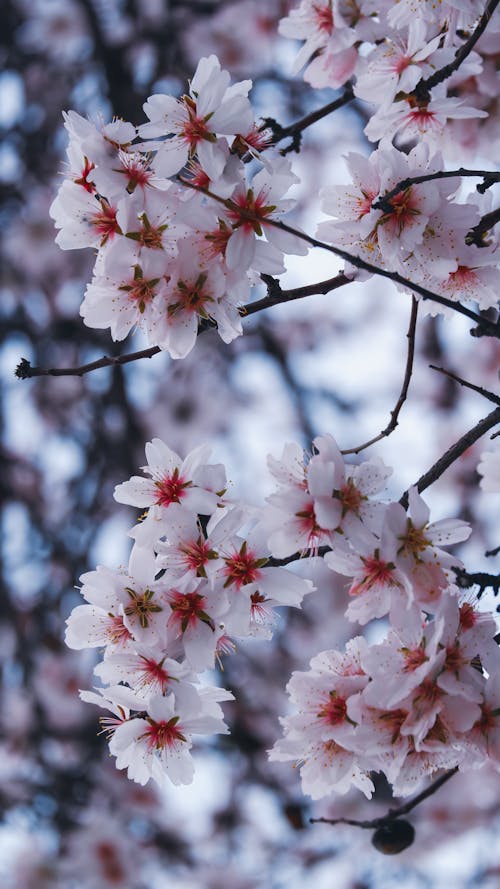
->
[310,768,459,829]
[486,546,500,557]
[415,0,500,98]
[465,205,500,247]
[15,348,161,379]
[400,406,500,508]
[342,298,418,455]
[454,567,500,596]
[429,365,500,406]
[372,169,500,213]
[261,84,354,154]
[15,274,351,379]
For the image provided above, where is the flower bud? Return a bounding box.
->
[371,819,415,854]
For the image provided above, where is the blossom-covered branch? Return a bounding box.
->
[415,0,500,98]
[373,169,500,214]
[15,274,351,379]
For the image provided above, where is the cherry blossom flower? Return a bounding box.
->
[139,55,253,179]
[80,246,169,343]
[108,686,231,787]
[355,21,442,105]
[114,439,226,547]
[220,155,309,274]
[365,90,488,147]
[385,486,471,607]
[325,521,414,624]
[164,577,228,671]
[151,238,243,359]
[49,181,122,250]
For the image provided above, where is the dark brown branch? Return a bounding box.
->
[486,545,500,557]
[261,218,500,338]
[429,365,500,406]
[342,298,418,455]
[400,406,500,508]
[454,567,500,596]
[372,170,500,213]
[15,274,351,379]
[261,84,354,154]
[415,0,500,98]
[15,348,162,379]
[465,205,500,247]
[310,768,459,829]
[247,272,352,316]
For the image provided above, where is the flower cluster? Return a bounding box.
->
[67,434,500,796]
[66,438,313,788]
[49,55,307,359]
[279,1,498,154]
[264,434,500,799]
[318,141,500,313]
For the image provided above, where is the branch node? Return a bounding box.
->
[15,358,35,380]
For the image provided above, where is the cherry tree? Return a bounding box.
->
[2,0,500,886]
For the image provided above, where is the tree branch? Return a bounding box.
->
[400,406,500,508]
[454,567,500,597]
[429,365,500,406]
[372,169,500,213]
[310,768,459,829]
[247,272,352,316]
[15,274,352,379]
[486,545,500,557]
[341,297,418,455]
[261,84,354,154]
[465,205,500,247]
[415,0,500,98]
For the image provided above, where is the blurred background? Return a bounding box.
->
[1,1,500,886]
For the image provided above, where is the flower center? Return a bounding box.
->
[181,96,212,150]
[224,542,267,589]
[168,591,215,633]
[380,187,420,235]
[74,156,96,192]
[459,602,477,631]
[401,643,428,672]
[168,273,214,317]
[154,467,191,507]
[180,536,217,574]
[119,268,161,313]
[444,643,466,673]
[398,520,430,559]
[337,479,364,516]
[317,690,347,725]
[144,716,186,750]
[124,587,163,629]
[350,554,396,596]
[137,656,171,694]
[250,590,272,623]
[313,2,334,33]
[106,614,134,646]
[226,187,277,235]
[90,200,121,245]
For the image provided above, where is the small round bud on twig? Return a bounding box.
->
[371,820,415,855]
